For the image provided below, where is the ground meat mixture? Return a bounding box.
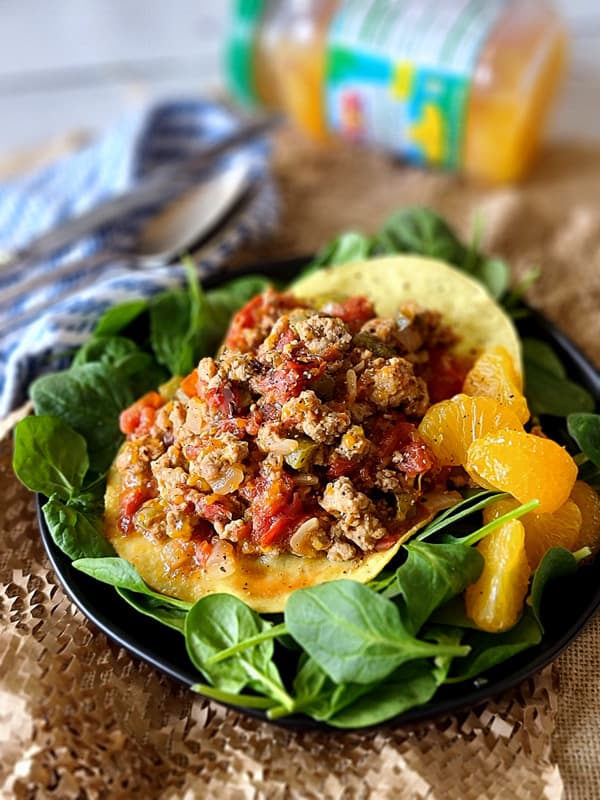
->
[115,289,471,569]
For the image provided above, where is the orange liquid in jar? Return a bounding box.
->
[250,0,566,183]
[465,0,567,182]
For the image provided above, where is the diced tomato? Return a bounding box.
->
[370,415,410,459]
[247,469,307,547]
[180,369,199,397]
[253,359,326,404]
[426,348,472,404]
[399,435,435,475]
[118,485,156,534]
[119,391,165,436]
[326,296,375,332]
[370,415,434,475]
[271,324,297,351]
[328,455,356,478]
[223,294,265,352]
[223,291,306,352]
[257,493,306,547]
[196,495,235,524]
[205,383,245,418]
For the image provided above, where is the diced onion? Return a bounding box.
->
[209,465,245,495]
[289,518,321,557]
[206,540,237,576]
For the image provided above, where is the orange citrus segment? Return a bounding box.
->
[417,394,523,467]
[483,496,582,569]
[465,518,531,632]
[466,430,578,514]
[570,480,600,554]
[463,347,529,424]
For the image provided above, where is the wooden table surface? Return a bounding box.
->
[0,0,599,158]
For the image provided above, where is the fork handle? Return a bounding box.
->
[0,251,122,337]
[1,249,117,307]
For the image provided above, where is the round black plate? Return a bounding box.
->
[37,256,600,730]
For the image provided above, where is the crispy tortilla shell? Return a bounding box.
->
[105,255,519,612]
[292,256,522,375]
[105,460,430,613]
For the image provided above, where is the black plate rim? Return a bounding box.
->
[35,255,600,732]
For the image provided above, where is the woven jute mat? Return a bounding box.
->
[1,127,600,799]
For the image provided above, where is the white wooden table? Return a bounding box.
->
[0,0,598,156]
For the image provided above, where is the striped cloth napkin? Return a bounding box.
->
[0,99,278,417]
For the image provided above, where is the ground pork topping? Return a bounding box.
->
[115,288,469,567]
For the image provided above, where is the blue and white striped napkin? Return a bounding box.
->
[0,99,278,416]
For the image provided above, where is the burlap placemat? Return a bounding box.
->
[1,127,600,799]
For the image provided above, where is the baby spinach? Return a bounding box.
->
[375,208,468,265]
[325,660,441,729]
[13,415,114,560]
[150,265,205,376]
[529,547,578,629]
[73,557,191,610]
[185,594,293,710]
[444,610,542,684]
[13,416,89,500]
[43,496,113,560]
[567,413,600,467]
[522,338,595,417]
[150,262,271,375]
[93,299,149,337]
[306,232,373,274]
[115,589,188,633]
[285,580,469,685]
[30,358,164,474]
[71,335,142,368]
[382,541,483,634]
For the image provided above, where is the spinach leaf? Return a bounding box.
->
[375,208,467,264]
[73,557,190,610]
[522,338,566,378]
[150,284,200,376]
[529,547,577,629]
[42,496,114,560]
[273,655,436,727]
[327,660,440,728]
[382,542,484,634]
[115,588,188,632]
[285,580,469,685]
[473,257,510,300]
[430,596,481,629]
[445,610,542,684]
[308,232,373,272]
[71,335,141,368]
[567,413,600,466]
[425,625,466,683]
[93,299,149,337]
[523,339,595,417]
[185,594,292,709]
[151,269,272,374]
[13,416,88,499]
[30,360,164,474]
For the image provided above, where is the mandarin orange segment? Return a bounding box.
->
[570,480,600,554]
[483,496,582,569]
[463,347,529,424]
[466,430,578,514]
[465,519,531,632]
[417,394,523,467]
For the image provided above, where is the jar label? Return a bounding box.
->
[325,0,507,168]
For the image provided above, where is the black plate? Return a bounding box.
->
[36,257,600,730]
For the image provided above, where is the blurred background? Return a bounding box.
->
[0,0,599,161]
